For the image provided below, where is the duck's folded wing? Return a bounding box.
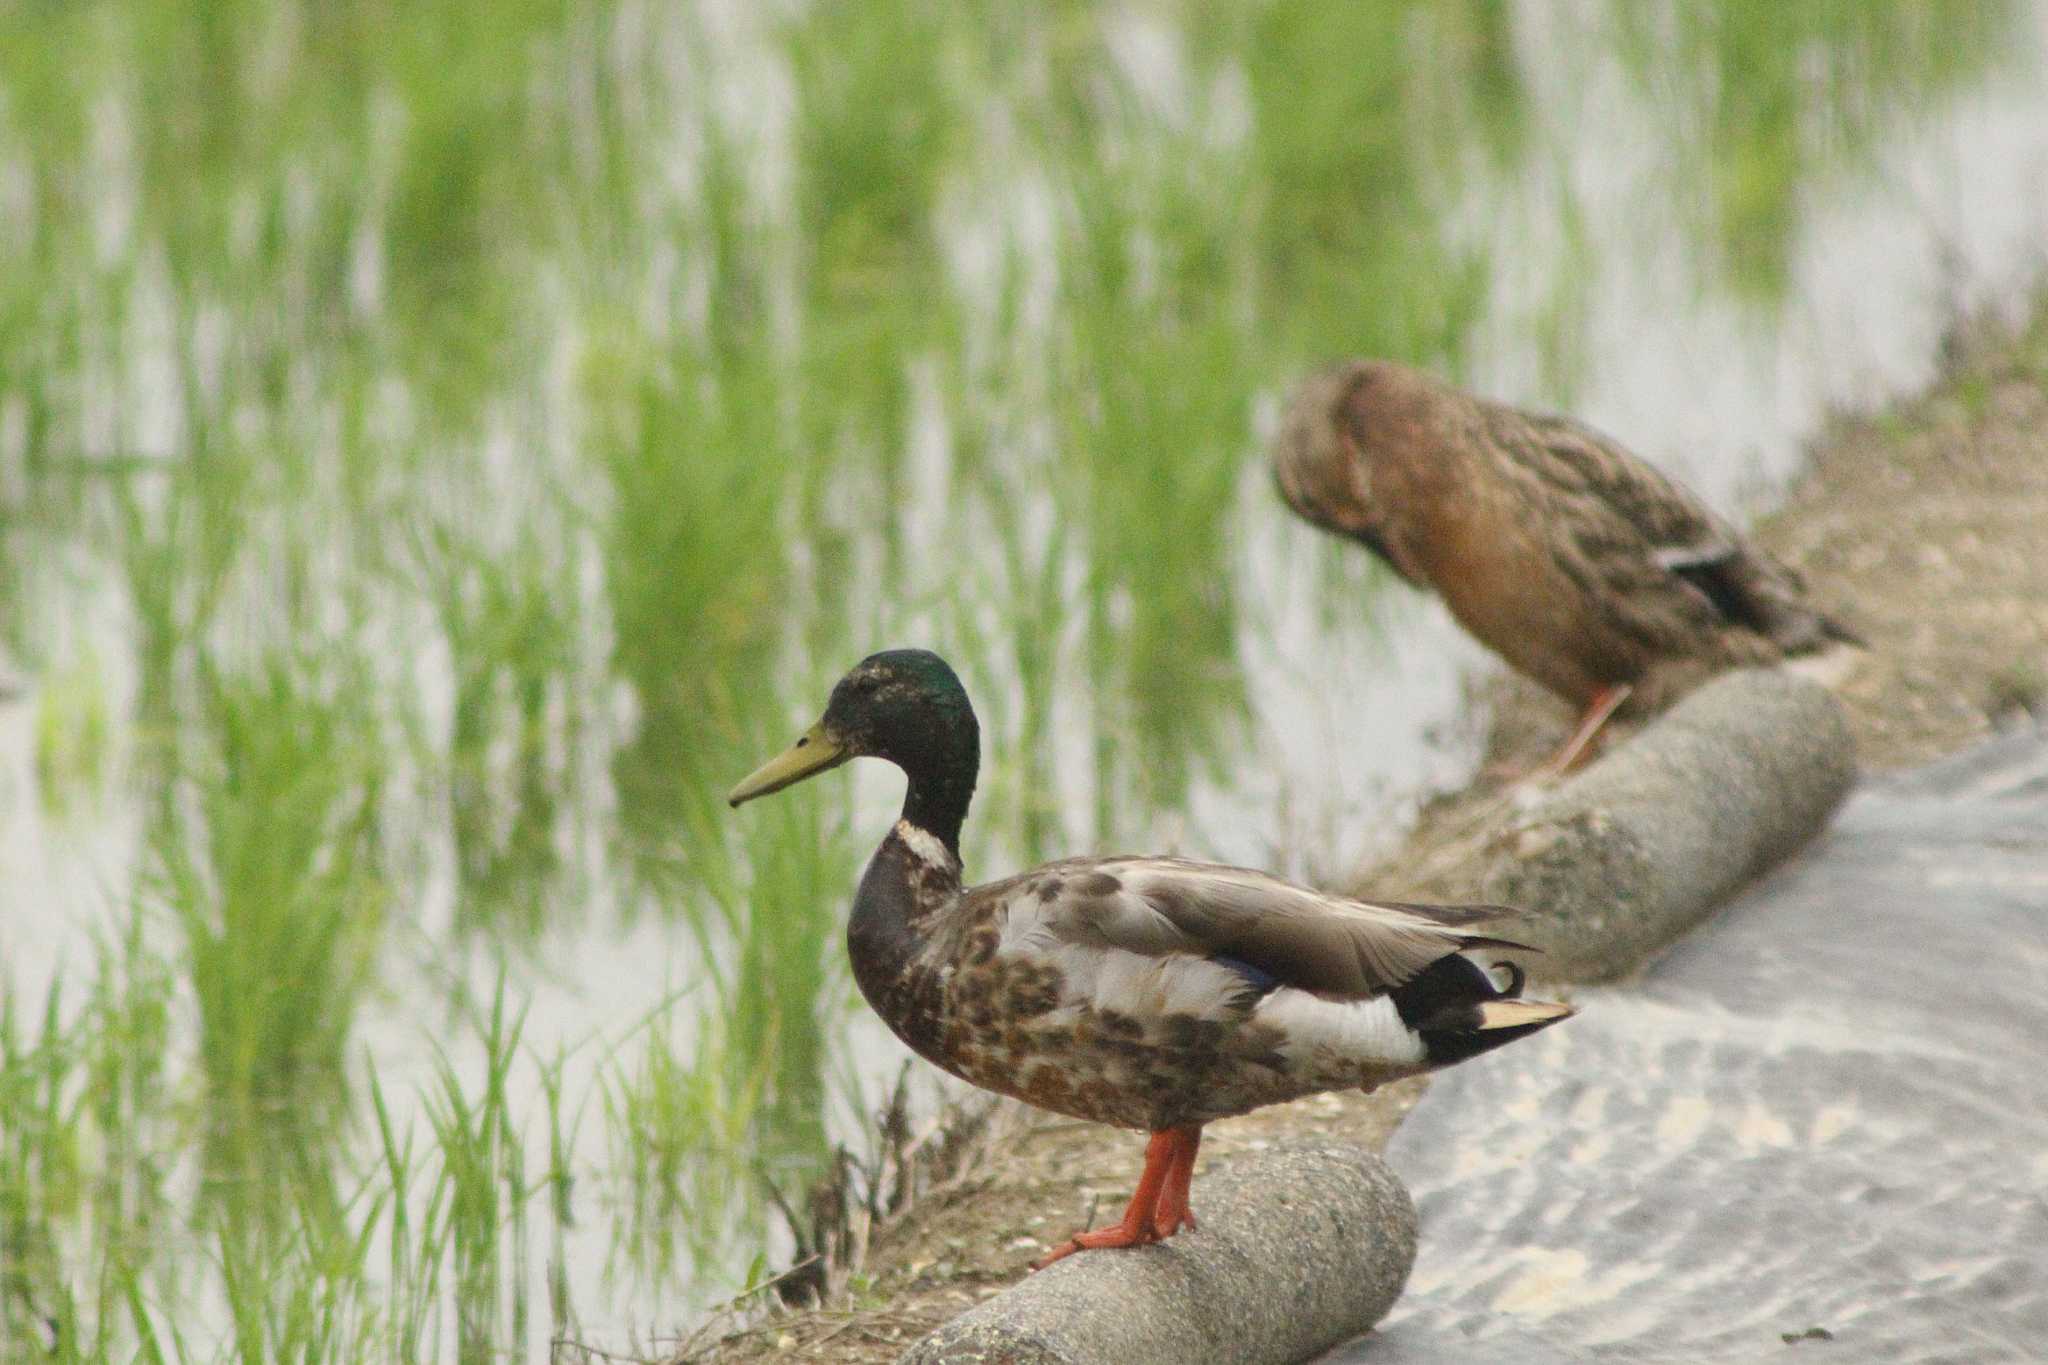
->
[1509,410,1824,639]
[1518,411,1725,551]
[1001,857,1528,1000]
[1654,543,1864,651]
[1653,542,1783,635]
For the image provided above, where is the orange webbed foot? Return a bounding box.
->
[1150,1124,1202,1237]
[1030,1216,1166,1270]
[1028,1126,1203,1270]
[1532,683,1633,781]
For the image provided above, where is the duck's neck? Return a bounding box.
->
[845,817,962,1068]
[876,738,976,914]
[845,719,976,1020]
[898,754,974,862]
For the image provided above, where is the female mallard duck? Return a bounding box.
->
[729,648,1572,1267]
[1272,360,1860,771]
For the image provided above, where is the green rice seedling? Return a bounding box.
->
[590,372,852,1239]
[422,978,531,1365]
[723,785,850,1167]
[367,1071,446,1365]
[599,635,854,1285]
[34,654,112,814]
[782,0,964,582]
[1234,2,1494,366]
[604,990,776,1290]
[0,905,178,1360]
[534,1046,585,1349]
[1416,1,1535,173]
[409,517,584,942]
[372,3,590,421]
[1606,0,2017,301]
[151,653,388,1226]
[1042,152,1253,830]
[213,1172,381,1365]
[0,977,84,1348]
[76,911,176,1302]
[950,459,1072,869]
[117,480,217,788]
[113,453,259,821]
[583,222,797,899]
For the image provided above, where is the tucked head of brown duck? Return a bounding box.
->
[728,648,982,851]
[1271,359,1448,574]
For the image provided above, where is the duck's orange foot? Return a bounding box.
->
[1029,1124,1204,1270]
[1030,1218,1166,1270]
[1533,682,1633,781]
[1151,1132,1200,1237]
[1153,1197,1197,1238]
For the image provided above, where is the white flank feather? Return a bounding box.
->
[1252,988,1427,1068]
[1037,944,1247,1023]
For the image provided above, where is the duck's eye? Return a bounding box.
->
[795,734,809,748]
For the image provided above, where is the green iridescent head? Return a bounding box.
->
[727,650,979,818]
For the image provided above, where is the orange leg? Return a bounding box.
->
[1151,1125,1203,1236]
[1032,1127,1200,1270]
[1535,683,1633,780]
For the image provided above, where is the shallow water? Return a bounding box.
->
[1341,727,2048,1363]
[4,0,2048,1354]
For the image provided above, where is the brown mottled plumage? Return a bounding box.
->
[730,649,1573,1268]
[1273,360,1859,767]
[866,848,1536,1134]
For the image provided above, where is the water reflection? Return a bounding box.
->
[1606,1,2012,301]
[0,0,2041,1354]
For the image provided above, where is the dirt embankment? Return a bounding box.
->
[683,303,2048,1364]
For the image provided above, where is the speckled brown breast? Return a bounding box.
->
[852,834,1437,1134]
[1417,490,1630,705]
[905,948,1362,1132]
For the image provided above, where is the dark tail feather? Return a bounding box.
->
[1659,544,1865,654]
[1391,953,1575,1067]
[1426,997,1575,1065]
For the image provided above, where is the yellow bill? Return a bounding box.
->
[727,722,849,806]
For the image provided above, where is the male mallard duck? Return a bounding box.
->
[1272,360,1861,771]
[729,648,1572,1267]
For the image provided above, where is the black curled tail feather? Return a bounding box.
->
[1388,955,1509,1032]
[1391,953,1573,1068]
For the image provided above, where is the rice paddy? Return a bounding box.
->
[2,1,2044,1358]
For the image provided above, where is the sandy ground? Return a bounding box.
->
[677,305,2048,1364]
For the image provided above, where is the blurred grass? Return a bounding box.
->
[412,518,583,941]
[1609,0,2011,300]
[0,911,174,1353]
[0,0,2024,1357]
[152,655,388,1217]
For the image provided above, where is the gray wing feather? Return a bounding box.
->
[1008,857,1526,999]
[1524,414,1860,648]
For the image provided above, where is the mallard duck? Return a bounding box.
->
[1272,360,1861,771]
[729,648,1573,1267]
